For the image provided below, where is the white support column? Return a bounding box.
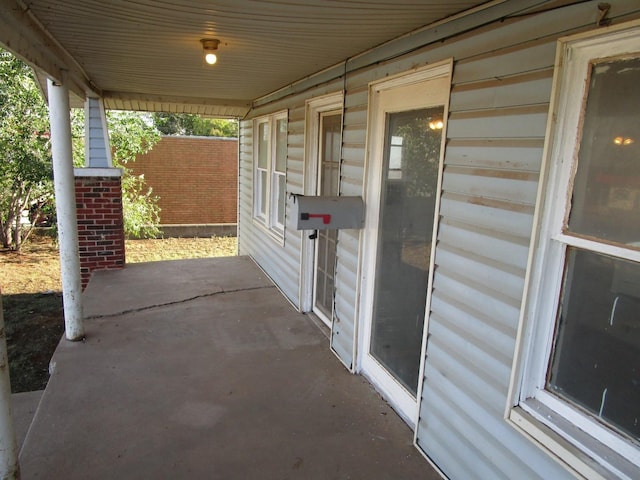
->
[0,293,19,480]
[47,78,84,341]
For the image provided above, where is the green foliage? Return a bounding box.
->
[108,111,162,239]
[153,113,238,137]
[71,109,162,238]
[1,46,162,247]
[0,49,53,250]
[121,172,161,239]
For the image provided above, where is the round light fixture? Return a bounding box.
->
[205,52,217,65]
[201,39,220,66]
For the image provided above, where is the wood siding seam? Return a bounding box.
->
[442,191,536,212]
[437,242,526,279]
[446,138,545,148]
[434,267,522,311]
[432,289,517,339]
[444,165,539,181]
[450,103,549,119]
[452,67,554,91]
[428,320,512,394]
[439,217,530,247]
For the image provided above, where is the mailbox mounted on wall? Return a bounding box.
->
[291,195,364,230]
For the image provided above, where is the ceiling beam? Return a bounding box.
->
[0,0,100,100]
[102,91,251,117]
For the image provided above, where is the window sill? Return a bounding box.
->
[509,402,639,480]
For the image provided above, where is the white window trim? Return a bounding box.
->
[508,20,640,480]
[253,110,288,243]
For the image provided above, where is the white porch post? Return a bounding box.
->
[0,293,19,479]
[47,78,84,341]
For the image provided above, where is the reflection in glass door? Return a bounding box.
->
[370,107,444,395]
[313,113,342,325]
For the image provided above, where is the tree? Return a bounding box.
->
[0,49,53,251]
[153,113,238,137]
[108,111,162,239]
[1,48,162,249]
[71,109,162,238]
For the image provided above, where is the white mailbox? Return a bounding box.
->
[291,195,364,230]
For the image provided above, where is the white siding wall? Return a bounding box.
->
[238,117,301,306]
[237,1,640,478]
[416,2,640,479]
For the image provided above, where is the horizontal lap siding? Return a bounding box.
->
[330,80,367,368]
[238,124,301,306]
[421,35,562,480]
[332,228,360,369]
[417,2,640,479]
[237,124,253,257]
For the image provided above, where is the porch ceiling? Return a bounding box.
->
[0,0,490,117]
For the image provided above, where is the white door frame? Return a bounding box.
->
[357,60,452,427]
[300,92,344,315]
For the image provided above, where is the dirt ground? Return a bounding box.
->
[0,234,237,392]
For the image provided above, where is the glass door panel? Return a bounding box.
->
[314,113,341,322]
[370,107,444,395]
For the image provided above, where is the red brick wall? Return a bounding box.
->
[75,176,125,289]
[129,136,238,225]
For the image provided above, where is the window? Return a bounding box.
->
[254,111,287,238]
[510,23,640,479]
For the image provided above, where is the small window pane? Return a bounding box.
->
[268,171,285,230]
[568,57,640,245]
[548,248,640,441]
[259,170,267,217]
[277,173,286,226]
[258,122,269,169]
[321,114,341,196]
[275,118,287,172]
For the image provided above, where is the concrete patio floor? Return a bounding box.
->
[18,256,441,479]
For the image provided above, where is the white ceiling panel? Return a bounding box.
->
[1,0,494,115]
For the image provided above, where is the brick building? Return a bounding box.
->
[129,135,238,236]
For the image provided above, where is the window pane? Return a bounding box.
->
[270,172,285,229]
[258,122,269,169]
[548,248,640,441]
[259,170,267,217]
[568,57,640,245]
[370,106,443,395]
[321,113,341,196]
[277,173,286,226]
[275,118,287,172]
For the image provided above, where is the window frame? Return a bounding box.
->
[253,110,288,241]
[508,21,640,480]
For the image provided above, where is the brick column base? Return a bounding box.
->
[74,169,125,290]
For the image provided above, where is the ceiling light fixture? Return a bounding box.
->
[201,38,220,65]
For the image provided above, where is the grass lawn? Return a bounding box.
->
[0,234,237,392]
